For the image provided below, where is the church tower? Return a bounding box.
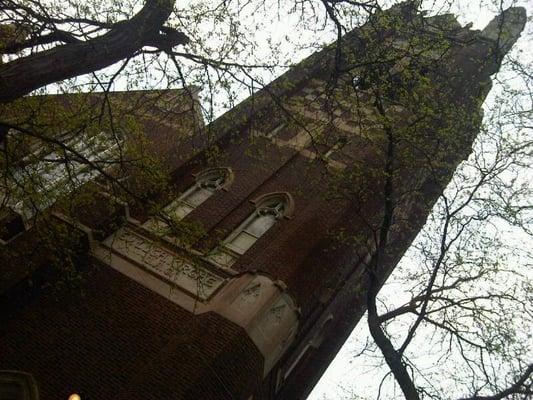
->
[0,3,526,399]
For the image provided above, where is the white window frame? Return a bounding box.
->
[8,130,124,221]
[163,167,232,220]
[207,192,293,268]
[143,167,233,236]
[224,200,285,255]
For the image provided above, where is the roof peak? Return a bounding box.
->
[481,7,527,55]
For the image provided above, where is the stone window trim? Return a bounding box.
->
[206,192,294,268]
[179,167,234,205]
[161,167,233,219]
[225,192,294,252]
[191,166,235,191]
[249,192,294,219]
[140,167,233,241]
[252,122,286,139]
[265,122,286,138]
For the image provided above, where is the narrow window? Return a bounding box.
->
[208,193,293,267]
[165,168,231,220]
[265,123,285,139]
[143,167,232,236]
[226,199,285,254]
[324,136,348,159]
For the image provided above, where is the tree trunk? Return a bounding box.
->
[0,0,185,103]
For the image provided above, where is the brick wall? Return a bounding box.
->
[0,266,263,400]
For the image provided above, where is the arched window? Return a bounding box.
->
[226,197,285,254]
[208,193,293,267]
[165,167,232,220]
[142,168,232,235]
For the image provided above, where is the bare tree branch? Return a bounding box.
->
[0,0,188,103]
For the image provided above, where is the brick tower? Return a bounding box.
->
[0,3,526,399]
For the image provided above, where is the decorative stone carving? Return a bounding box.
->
[214,274,299,376]
[98,227,225,300]
[93,227,299,376]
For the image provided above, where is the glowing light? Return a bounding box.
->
[68,394,81,400]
